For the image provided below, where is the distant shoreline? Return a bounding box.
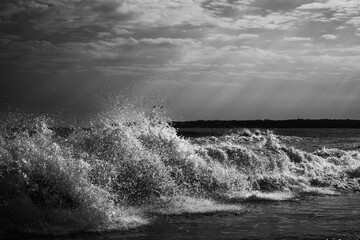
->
[9,119,359,138]
[171,119,360,129]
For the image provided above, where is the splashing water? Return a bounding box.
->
[0,108,359,236]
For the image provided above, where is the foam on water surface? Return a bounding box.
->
[0,108,359,236]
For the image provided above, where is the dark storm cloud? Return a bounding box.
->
[90,0,137,21]
[0,0,136,42]
[0,0,51,21]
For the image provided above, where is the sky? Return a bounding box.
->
[1,0,360,121]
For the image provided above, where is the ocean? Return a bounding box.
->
[0,109,359,239]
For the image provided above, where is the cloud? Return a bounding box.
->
[0,33,22,46]
[237,33,259,40]
[233,11,302,30]
[139,38,200,47]
[205,33,238,41]
[296,0,360,25]
[0,0,51,20]
[201,0,251,18]
[90,0,138,21]
[297,2,330,11]
[283,37,313,42]
[1,0,360,85]
[252,0,316,12]
[205,33,258,41]
[346,16,360,28]
[113,27,132,35]
[2,0,360,121]
[321,34,338,40]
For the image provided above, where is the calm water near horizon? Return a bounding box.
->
[274,128,360,152]
[179,128,360,151]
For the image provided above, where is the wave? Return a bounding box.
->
[0,109,359,236]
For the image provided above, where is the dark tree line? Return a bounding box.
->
[171,119,360,129]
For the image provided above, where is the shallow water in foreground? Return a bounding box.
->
[22,195,359,240]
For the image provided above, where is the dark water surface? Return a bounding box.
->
[274,128,360,152]
[179,128,360,151]
[32,195,359,240]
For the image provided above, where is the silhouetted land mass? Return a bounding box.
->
[7,120,360,139]
[171,119,360,129]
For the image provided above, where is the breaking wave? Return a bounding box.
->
[0,108,359,236]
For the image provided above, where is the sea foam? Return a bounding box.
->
[0,109,359,235]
